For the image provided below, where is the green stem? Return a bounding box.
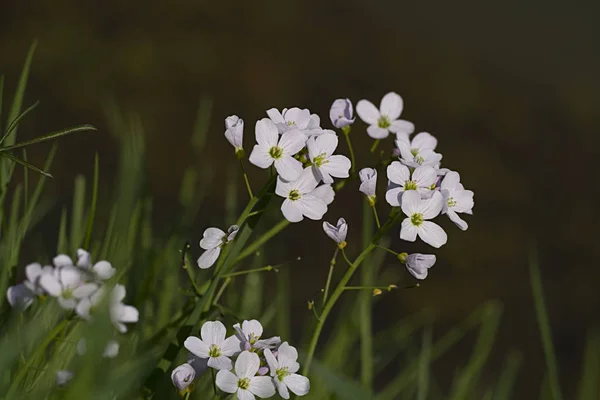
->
[182,245,203,297]
[322,248,339,306]
[222,265,277,278]
[370,139,380,153]
[234,219,290,264]
[83,153,99,250]
[374,244,399,256]
[371,205,381,229]
[340,248,353,266]
[239,158,254,199]
[360,199,374,389]
[345,285,396,291]
[213,277,231,306]
[343,130,356,174]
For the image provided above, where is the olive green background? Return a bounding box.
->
[1,0,599,397]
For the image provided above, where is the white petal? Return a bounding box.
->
[284,373,311,396]
[200,227,226,250]
[241,320,263,338]
[401,191,421,216]
[275,176,294,198]
[111,284,126,303]
[367,125,389,139]
[236,351,260,378]
[250,376,276,398]
[281,200,303,223]
[411,132,437,151]
[389,119,415,134]
[58,266,81,290]
[184,336,210,358]
[76,249,92,269]
[406,253,436,280]
[255,118,279,147]
[453,190,475,213]
[413,166,437,188]
[266,108,285,124]
[387,161,410,185]
[171,363,196,391]
[323,221,343,243]
[209,355,233,371]
[6,284,34,309]
[249,145,274,169]
[311,184,334,205]
[227,225,240,242]
[216,370,239,393]
[103,340,120,358]
[447,209,469,230]
[441,171,461,190]
[279,131,307,156]
[358,168,377,197]
[276,342,298,369]
[76,298,92,319]
[296,195,327,221]
[25,262,43,283]
[315,133,338,157]
[380,92,403,120]
[221,335,242,356]
[263,348,279,374]
[356,99,380,125]
[92,261,116,280]
[197,247,221,269]
[417,221,448,248]
[120,305,139,323]
[284,108,311,129]
[39,274,62,297]
[201,320,227,345]
[400,219,418,242]
[321,155,350,180]
[385,185,403,207]
[73,283,99,299]
[237,389,256,400]
[53,254,73,268]
[396,140,414,162]
[420,191,444,219]
[275,379,290,399]
[274,156,303,181]
[56,370,74,385]
[294,167,320,193]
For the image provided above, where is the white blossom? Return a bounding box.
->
[197,225,239,269]
[39,266,96,310]
[396,132,442,169]
[249,118,307,181]
[264,342,310,398]
[225,115,244,153]
[216,351,276,400]
[6,284,35,310]
[56,370,74,385]
[307,132,351,184]
[275,168,330,223]
[172,363,196,392]
[322,218,348,245]
[399,253,436,280]
[329,98,355,129]
[267,107,322,136]
[359,168,377,204]
[440,171,474,230]
[184,320,241,371]
[76,249,116,281]
[400,191,447,248]
[234,319,281,351]
[356,92,414,139]
[109,284,139,333]
[385,162,437,206]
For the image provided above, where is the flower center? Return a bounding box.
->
[269,146,283,159]
[415,155,424,165]
[447,197,457,207]
[377,116,391,129]
[249,333,259,345]
[410,213,424,226]
[286,120,296,126]
[313,153,328,167]
[404,180,418,190]
[410,148,419,156]
[62,289,74,299]
[276,367,290,382]
[238,377,251,390]
[289,190,301,201]
[208,344,221,358]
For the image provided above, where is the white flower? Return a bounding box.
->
[23,262,51,295]
[329,98,355,129]
[396,132,442,169]
[76,339,120,358]
[385,162,437,206]
[216,351,276,400]
[225,115,244,153]
[108,284,139,333]
[6,284,35,310]
[39,265,96,309]
[359,168,377,204]
[307,132,351,184]
[322,218,348,245]
[172,363,196,391]
[197,225,239,269]
[400,191,447,248]
[440,171,474,231]
[275,168,330,223]
[184,320,241,371]
[264,342,310,398]
[249,118,307,181]
[56,370,74,385]
[234,319,281,351]
[76,249,116,281]
[356,92,414,139]
[267,107,322,136]
[399,253,436,280]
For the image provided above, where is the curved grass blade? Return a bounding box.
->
[0,124,96,152]
[0,100,39,146]
[0,151,52,177]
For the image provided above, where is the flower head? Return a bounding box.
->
[249,118,307,181]
[275,168,331,223]
[6,284,35,310]
[322,218,348,247]
[197,225,239,269]
[216,351,276,400]
[400,191,447,248]
[329,98,355,129]
[225,115,244,156]
[39,265,96,310]
[440,171,474,230]
[385,162,437,206]
[172,363,196,392]
[234,319,280,351]
[307,132,351,184]
[184,320,241,371]
[356,92,414,139]
[396,132,442,169]
[267,107,322,136]
[264,342,310,398]
[359,168,377,205]
[399,252,436,280]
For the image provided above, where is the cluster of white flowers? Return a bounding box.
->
[173,319,309,399]
[6,249,139,383]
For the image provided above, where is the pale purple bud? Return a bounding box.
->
[329,98,355,128]
[171,363,196,391]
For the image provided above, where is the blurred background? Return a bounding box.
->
[1,0,599,397]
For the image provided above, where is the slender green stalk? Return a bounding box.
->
[371,205,381,229]
[239,158,253,199]
[340,248,353,266]
[343,129,356,174]
[374,244,399,256]
[222,265,278,278]
[213,277,231,306]
[360,199,374,389]
[344,285,397,291]
[322,248,339,306]
[83,153,99,249]
[370,139,380,153]
[234,219,290,264]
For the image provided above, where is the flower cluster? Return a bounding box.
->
[173,319,309,399]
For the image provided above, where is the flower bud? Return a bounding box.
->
[329,98,355,129]
[171,363,196,392]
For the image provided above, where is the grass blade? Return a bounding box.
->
[577,331,599,400]
[0,151,52,177]
[83,153,99,249]
[0,100,39,146]
[0,124,97,152]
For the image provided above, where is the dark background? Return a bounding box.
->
[1,0,599,397]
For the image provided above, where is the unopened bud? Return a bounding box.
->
[235,147,245,160]
[368,195,377,207]
[372,288,382,296]
[307,300,314,310]
[388,284,398,291]
[397,252,408,264]
[337,241,347,250]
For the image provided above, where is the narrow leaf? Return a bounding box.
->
[0,124,96,152]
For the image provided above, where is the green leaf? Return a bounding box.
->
[0,151,52,177]
[0,100,39,146]
[0,124,97,152]
[83,153,100,249]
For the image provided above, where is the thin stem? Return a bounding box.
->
[371,205,381,229]
[360,198,374,389]
[181,243,203,297]
[322,248,339,306]
[211,368,218,396]
[239,158,254,199]
[184,391,191,400]
[212,277,231,306]
[234,219,290,264]
[340,248,353,267]
[345,285,397,291]
[370,139,380,153]
[374,244,399,256]
[311,304,322,322]
[343,130,356,174]
[222,265,277,278]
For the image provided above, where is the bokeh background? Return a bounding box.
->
[1,0,599,397]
